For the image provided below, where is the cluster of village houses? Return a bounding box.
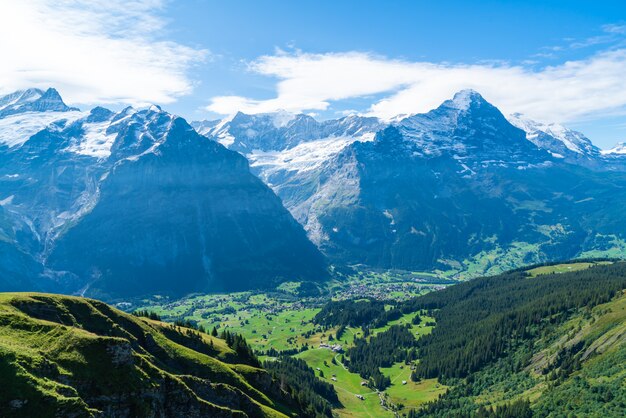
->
[319,342,343,352]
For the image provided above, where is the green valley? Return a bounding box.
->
[127,260,626,417]
[3,6,626,418]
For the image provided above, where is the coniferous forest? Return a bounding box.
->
[264,356,338,418]
[406,263,626,379]
[310,261,626,417]
[346,325,417,390]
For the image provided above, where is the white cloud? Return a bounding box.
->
[206,49,626,123]
[602,24,626,34]
[0,0,207,106]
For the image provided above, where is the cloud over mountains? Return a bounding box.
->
[0,0,207,106]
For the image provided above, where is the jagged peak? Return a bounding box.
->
[40,87,62,100]
[228,109,298,128]
[0,88,44,111]
[86,106,115,123]
[112,105,175,122]
[446,89,488,110]
[399,89,502,129]
[119,104,176,127]
[0,87,77,117]
[601,141,626,155]
[508,113,599,156]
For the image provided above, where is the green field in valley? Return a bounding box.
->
[527,261,612,277]
[130,269,452,417]
[296,348,389,418]
[128,260,623,418]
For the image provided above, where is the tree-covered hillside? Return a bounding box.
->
[405,262,625,380]
[312,261,626,417]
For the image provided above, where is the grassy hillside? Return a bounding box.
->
[0,293,312,418]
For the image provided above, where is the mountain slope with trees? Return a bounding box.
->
[312,261,626,416]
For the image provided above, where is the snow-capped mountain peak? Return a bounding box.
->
[445,89,487,111]
[193,110,382,153]
[601,142,626,155]
[64,103,177,160]
[508,113,599,157]
[394,89,541,163]
[0,88,84,148]
[0,88,77,118]
[0,86,179,159]
[0,88,44,111]
[0,88,327,297]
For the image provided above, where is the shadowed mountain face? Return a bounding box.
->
[316,126,626,270]
[0,90,327,298]
[47,118,326,297]
[197,90,626,275]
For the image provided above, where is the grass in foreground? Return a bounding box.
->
[0,292,307,418]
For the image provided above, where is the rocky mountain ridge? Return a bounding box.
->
[196,90,626,276]
[0,89,327,298]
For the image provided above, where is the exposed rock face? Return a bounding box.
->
[47,117,327,297]
[106,340,134,366]
[0,88,77,118]
[193,111,382,153]
[197,91,626,275]
[0,90,327,298]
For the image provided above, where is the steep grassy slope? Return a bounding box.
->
[0,293,304,418]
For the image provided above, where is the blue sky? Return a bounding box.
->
[1,1,626,147]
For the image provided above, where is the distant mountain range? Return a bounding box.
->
[1,86,625,299]
[0,88,326,298]
[194,90,626,277]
